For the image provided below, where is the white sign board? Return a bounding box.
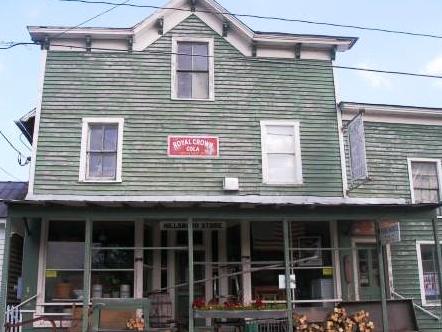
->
[348,114,368,181]
[278,274,296,289]
[160,222,225,230]
[379,221,401,244]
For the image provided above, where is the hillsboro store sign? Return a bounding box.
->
[168,135,219,157]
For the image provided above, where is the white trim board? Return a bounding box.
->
[29,0,356,59]
[340,103,442,126]
[27,50,47,198]
[25,194,407,206]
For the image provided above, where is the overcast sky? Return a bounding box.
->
[1,0,442,181]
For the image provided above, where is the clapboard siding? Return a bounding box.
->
[391,217,442,331]
[345,121,442,200]
[34,15,343,196]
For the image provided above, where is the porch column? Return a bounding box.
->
[187,219,194,332]
[375,220,389,332]
[241,221,252,305]
[82,218,92,332]
[0,216,12,331]
[218,228,228,303]
[167,231,176,319]
[204,230,213,302]
[152,222,162,291]
[282,220,294,332]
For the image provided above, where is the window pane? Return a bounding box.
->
[192,43,209,71]
[177,72,192,98]
[421,244,440,301]
[102,153,117,178]
[103,125,118,151]
[177,42,192,71]
[89,125,103,151]
[88,153,102,178]
[415,189,439,204]
[45,271,83,302]
[266,133,295,153]
[266,125,294,136]
[192,72,209,99]
[91,271,134,299]
[267,153,297,183]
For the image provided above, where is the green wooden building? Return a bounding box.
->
[2,0,442,331]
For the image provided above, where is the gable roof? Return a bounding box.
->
[28,0,357,58]
[0,182,28,218]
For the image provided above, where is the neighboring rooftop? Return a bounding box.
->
[0,182,28,218]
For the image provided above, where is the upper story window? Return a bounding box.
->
[408,159,442,204]
[260,120,303,185]
[79,118,124,182]
[171,37,214,101]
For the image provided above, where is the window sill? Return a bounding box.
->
[79,179,122,184]
[171,96,215,102]
[262,182,304,187]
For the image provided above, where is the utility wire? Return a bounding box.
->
[0,131,31,166]
[0,165,21,181]
[52,0,132,40]
[43,42,442,80]
[0,42,35,50]
[60,0,442,40]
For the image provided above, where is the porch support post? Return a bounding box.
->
[282,219,294,332]
[241,221,252,305]
[218,228,228,303]
[187,218,194,332]
[0,216,12,331]
[152,222,162,291]
[82,218,92,332]
[375,220,389,332]
[432,217,442,319]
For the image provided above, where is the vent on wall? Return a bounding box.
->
[223,177,239,191]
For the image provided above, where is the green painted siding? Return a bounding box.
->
[345,121,442,200]
[391,217,442,332]
[34,15,343,197]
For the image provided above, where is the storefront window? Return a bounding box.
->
[251,221,334,303]
[91,221,135,298]
[45,220,85,303]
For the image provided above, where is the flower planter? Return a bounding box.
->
[193,309,288,319]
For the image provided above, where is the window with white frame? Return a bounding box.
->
[79,118,124,182]
[417,242,441,305]
[260,121,303,185]
[171,37,214,100]
[408,159,442,204]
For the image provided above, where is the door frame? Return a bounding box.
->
[351,237,393,301]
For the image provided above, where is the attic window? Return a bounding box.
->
[171,37,214,100]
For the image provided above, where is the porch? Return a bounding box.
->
[1,202,438,332]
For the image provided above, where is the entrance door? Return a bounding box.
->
[355,243,380,300]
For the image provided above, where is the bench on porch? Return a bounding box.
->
[90,298,150,332]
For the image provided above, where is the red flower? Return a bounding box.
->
[192,298,206,309]
[254,298,266,309]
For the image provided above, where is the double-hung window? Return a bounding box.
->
[408,159,442,204]
[260,120,303,185]
[172,37,214,100]
[417,242,441,305]
[79,118,124,182]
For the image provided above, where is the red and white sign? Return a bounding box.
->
[168,136,219,158]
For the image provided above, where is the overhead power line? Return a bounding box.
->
[0,131,31,166]
[0,165,21,181]
[45,42,442,80]
[1,40,441,79]
[53,0,132,40]
[60,0,442,40]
